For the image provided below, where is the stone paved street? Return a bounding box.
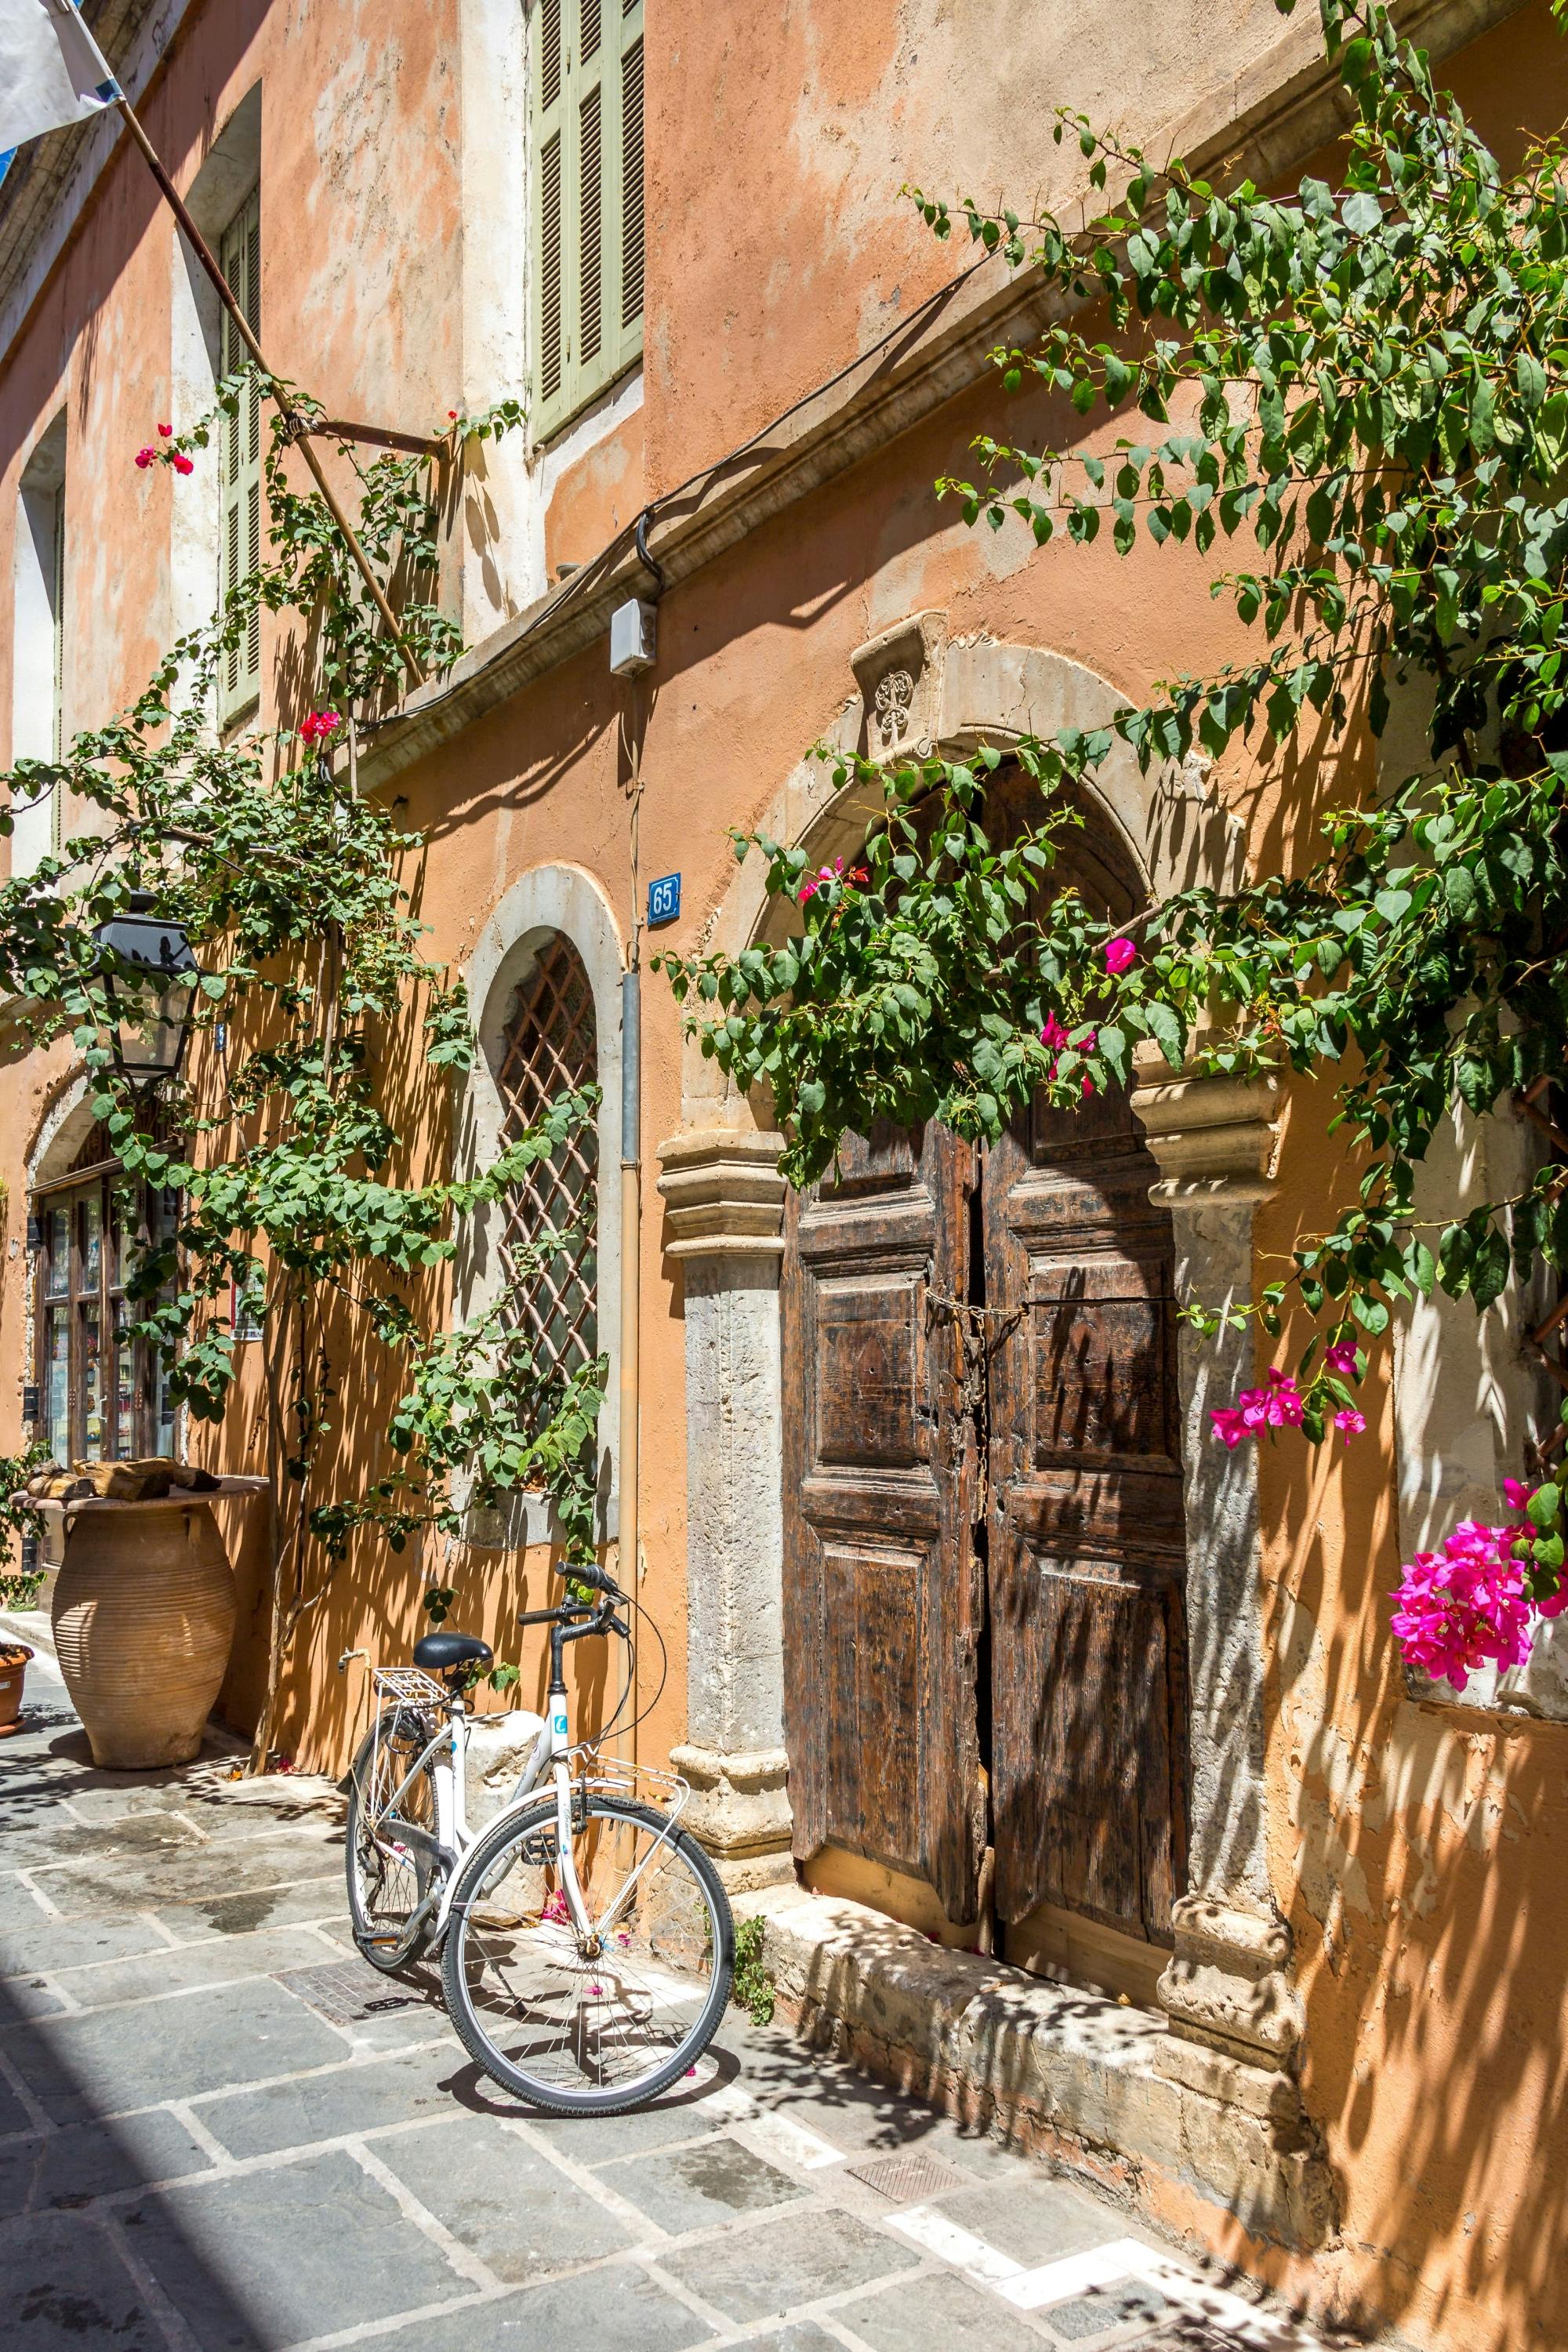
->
[0,1643,1340,2352]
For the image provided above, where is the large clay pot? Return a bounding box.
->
[53,1498,237,1768]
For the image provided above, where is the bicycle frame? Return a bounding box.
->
[355,1595,688,1956]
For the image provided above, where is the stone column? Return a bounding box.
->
[655,1129,794,1893]
[1131,1051,1333,2238]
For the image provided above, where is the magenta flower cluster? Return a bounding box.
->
[1211,1367,1319,1447]
[135,424,194,476]
[1040,1010,1097,1098]
[299,710,343,746]
[797,855,868,904]
[1210,1344,1367,1453]
[1390,1509,1566,1690]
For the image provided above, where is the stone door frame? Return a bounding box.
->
[657,622,1317,2143]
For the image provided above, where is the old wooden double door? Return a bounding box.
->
[780,1083,1190,1950]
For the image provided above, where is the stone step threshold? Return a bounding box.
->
[735,1883,1337,2262]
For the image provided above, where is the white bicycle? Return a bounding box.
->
[341,1559,735,2115]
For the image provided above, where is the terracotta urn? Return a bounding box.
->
[52,1497,238,1768]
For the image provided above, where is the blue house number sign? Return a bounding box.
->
[648,873,681,927]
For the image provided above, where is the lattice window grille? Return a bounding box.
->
[493,935,599,1374]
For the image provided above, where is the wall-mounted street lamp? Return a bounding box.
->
[93,893,201,1093]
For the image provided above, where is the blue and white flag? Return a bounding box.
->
[0,0,119,154]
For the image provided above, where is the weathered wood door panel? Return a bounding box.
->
[780,1119,986,1923]
[984,1091,1189,1944]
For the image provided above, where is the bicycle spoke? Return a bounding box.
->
[447,1796,729,2107]
[347,1710,441,1962]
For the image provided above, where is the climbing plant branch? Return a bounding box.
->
[2,380,605,1766]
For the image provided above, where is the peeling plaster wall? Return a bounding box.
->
[2,5,1567,2350]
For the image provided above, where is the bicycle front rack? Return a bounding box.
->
[579,1751,692,1827]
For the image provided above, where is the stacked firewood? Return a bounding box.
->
[24,1458,222,1503]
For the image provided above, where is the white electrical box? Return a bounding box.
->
[609,597,657,676]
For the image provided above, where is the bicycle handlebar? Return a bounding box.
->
[561,1559,625,1602]
[517,1590,630,1639]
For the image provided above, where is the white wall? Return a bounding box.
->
[1393,1095,1566,1716]
[10,411,66,877]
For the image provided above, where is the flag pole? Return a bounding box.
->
[114,98,426,688]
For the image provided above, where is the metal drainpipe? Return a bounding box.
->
[619,966,641,1733]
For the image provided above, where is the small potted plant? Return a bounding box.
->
[0,1639,34,1736]
[0,1446,47,1740]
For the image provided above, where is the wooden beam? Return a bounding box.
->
[314,420,445,459]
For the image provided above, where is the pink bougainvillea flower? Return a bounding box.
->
[448,408,459,419]
[134,447,155,470]
[1503,1476,1532,1512]
[1103,936,1137,975]
[798,858,869,909]
[1324,1340,1359,1378]
[299,710,343,746]
[1261,1367,1305,1427]
[1040,1011,1098,1098]
[1391,1519,1539,1688]
[158,422,173,437]
[171,452,194,475]
[1210,1367,1305,1446]
[1333,1406,1366,1444]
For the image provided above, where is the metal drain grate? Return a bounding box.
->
[274,1958,423,2027]
[844,2150,973,2204]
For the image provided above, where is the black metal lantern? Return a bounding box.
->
[93,893,201,1090]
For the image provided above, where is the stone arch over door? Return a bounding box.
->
[659,625,1312,2100]
[459,864,625,1544]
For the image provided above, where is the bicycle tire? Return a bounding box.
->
[345,1708,445,1973]
[441,1791,735,2114]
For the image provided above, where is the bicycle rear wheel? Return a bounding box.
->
[346,1708,445,1972]
[441,1791,734,2114]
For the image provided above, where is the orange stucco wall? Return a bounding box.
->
[2,3,1567,2347]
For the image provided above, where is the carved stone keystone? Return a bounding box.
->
[849,609,947,764]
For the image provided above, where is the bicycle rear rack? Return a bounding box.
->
[371,1665,452,1711]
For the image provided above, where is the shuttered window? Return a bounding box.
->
[531,0,644,439]
[218,187,262,728]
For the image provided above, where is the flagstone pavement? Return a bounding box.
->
[0,1639,1347,2352]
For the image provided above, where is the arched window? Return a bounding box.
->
[492,931,599,1372]
[30,1118,180,1463]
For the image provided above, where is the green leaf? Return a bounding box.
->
[1443,864,1478,921]
[1341,191,1383,234]
[1143,999,1185,1069]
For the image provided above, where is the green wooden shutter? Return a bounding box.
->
[532,0,644,439]
[218,188,262,728]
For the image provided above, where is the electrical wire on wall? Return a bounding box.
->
[360,248,996,746]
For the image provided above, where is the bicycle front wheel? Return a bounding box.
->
[346,1708,445,1972]
[441,1791,734,2114]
